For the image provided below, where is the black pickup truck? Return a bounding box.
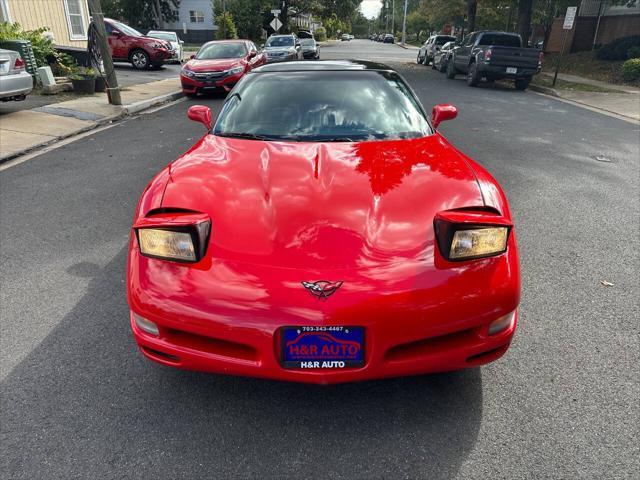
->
[446,31,543,90]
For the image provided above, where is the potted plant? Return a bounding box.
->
[69,67,97,94]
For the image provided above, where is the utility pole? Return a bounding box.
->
[87,0,121,105]
[401,0,408,46]
[221,0,226,39]
[385,1,389,32]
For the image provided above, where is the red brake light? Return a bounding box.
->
[14,56,25,70]
[485,48,492,60]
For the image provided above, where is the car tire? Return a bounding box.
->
[417,52,422,64]
[439,58,448,73]
[446,59,456,79]
[466,62,480,87]
[130,49,150,70]
[431,60,437,70]
[515,78,531,90]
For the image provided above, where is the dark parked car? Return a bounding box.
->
[446,31,543,90]
[264,34,302,63]
[433,41,456,72]
[300,38,320,59]
[104,18,172,69]
[383,34,394,44]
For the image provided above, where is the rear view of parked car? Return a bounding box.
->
[383,34,394,44]
[447,31,543,90]
[104,18,172,70]
[418,35,456,65]
[433,41,456,72]
[0,49,33,102]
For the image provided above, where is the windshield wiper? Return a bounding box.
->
[216,132,274,141]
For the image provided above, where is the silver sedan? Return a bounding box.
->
[0,49,33,102]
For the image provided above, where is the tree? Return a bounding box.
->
[406,10,429,41]
[215,11,238,39]
[516,0,533,45]
[102,0,180,30]
[467,0,477,32]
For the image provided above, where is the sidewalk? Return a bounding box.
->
[531,72,640,122]
[0,78,181,162]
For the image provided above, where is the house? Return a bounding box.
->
[164,0,216,44]
[546,0,640,53]
[0,0,91,49]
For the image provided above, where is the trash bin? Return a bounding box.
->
[0,39,38,75]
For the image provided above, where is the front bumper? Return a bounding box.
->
[180,71,244,94]
[0,71,33,100]
[302,50,319,59]
[150,48,171,65]
[266,54,297,63]
[128,243,520,384]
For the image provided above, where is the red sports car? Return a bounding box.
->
[180,39,266,96]
[128,61,520,384]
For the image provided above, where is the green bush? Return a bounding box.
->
[0,21,75,70]
[215,13,237,40]
[621,58,640,82]
[314,27,327,42]
[627,46,640,59]
[596,35,640,61]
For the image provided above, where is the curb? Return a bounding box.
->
[0,90,183,164]
[528,84,560,97]
[124,90,183,115]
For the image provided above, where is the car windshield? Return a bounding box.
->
[214,71,431,142]
[478,34,521,47]
[148,32,177,42]
[300,38,315,46]
[266,37,294,47]
[113,21,141,37]
[441,41,454,50]
[196,43,246,59]
[436,36,455,45]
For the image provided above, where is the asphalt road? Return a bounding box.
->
[1,40,639,479]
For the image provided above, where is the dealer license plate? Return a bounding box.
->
[506,67,518,74]
[281,326,365,369]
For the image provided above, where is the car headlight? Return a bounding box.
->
[227,66,243,75]
[449,227,509,260]
[181,67,195,77]
[434,212,512,261]
[137,229,197,262]
[149,42,165,49]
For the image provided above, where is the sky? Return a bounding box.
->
[360,0,382,19]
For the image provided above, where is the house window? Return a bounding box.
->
[189,10,205,23]
[64,0,87,40]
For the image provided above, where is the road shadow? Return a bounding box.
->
[2,248,483,479]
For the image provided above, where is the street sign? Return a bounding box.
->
[271,9,281,15]
[270,17,283,32]
[563,6,577,30]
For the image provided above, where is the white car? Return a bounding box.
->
[0,49,33,102]
[417,34,456,65]
[146,30,183,63]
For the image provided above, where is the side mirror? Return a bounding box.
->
[431,104,457,129]
[248,51,257,59]
[295,42,301,47]
[260,43,265,49]
[188,105,212,131]
[179,40,184,45]
[189,54,195,60]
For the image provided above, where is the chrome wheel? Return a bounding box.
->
[131,50,149,70]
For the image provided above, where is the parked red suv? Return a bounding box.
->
[104,18,172,70]
[180,40,267,96]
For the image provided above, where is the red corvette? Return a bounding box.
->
[180,39,266,96]
[127,61,520,384]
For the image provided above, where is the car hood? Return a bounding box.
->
[185,58,243,71]
[265,46,294,52]
[160,135,484,270]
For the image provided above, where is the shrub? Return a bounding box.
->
[596,35,640,61]
[627,46,640,59]
[314,27,327,42]
[0,21,75,70]
[621,58,640,83]
[215,13,237,40]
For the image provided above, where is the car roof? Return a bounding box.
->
[252,60,396,73]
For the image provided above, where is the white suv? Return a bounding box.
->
[417,35,456,65]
